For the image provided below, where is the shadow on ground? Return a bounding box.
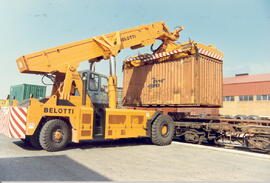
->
[13,137,152,152]
[14,137,270,154]
[67,138,152,150]
[0,155,110,181]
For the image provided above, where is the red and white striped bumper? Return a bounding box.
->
[0,106,27,139]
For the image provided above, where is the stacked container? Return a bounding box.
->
[9,84,46,103]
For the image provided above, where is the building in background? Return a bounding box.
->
[220,73,270,117]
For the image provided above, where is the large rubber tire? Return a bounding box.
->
[39,119,71,152]
[151,114,174,146]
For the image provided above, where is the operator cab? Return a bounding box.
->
[80,70,109,139]
[81,71,109,106]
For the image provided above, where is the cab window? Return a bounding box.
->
[89,73,99,91]
[100,76,108,92]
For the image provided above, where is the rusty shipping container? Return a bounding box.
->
[122,45,223,107]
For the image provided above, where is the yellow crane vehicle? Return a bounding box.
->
[0,95,18,107]
[0,22,184,151]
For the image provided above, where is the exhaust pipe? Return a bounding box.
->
[108,56,117,109]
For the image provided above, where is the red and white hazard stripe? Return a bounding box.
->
[0,107,27,139]
[0,107,11,137]
[124,47,223,64]
[198,48,224,60]
[9,107,27,138]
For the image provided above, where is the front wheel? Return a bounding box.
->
[39,119,71,152]
[151,114,174,146]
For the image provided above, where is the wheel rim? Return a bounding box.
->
[185,132,199,143]
[53,129,64,143]
[161,124,169,136]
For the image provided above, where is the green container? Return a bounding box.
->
[9,84,46,103]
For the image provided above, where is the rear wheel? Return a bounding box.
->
[184,130,200,144]
[39,119,71,152]
[151,115,174,146]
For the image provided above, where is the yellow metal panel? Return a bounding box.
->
[0,100,8,107]
[104,108,155,139]
[78,107,94,140]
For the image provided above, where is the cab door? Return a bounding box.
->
[87,72,109,139]
[87,72,109,105]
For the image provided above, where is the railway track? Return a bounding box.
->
[173,116,270,153]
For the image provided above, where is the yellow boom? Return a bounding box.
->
[16,22,182,74]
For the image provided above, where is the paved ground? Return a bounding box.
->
[0,134,270,181]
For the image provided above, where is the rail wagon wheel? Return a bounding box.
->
[184,130,200,144]
[245,136,270,153]
[39,119,71,152]
[151,114,174,146]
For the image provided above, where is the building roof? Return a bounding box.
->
[224,73,270,84]
[223,73,270,96]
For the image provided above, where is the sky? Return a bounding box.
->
[0,0,269,98]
